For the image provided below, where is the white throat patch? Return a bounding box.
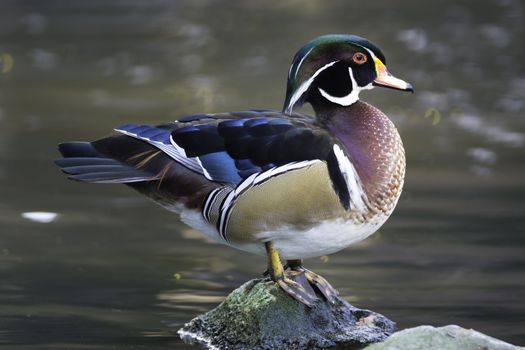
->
[318,67,373,106]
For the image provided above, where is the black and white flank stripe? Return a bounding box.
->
[201,160,319,242]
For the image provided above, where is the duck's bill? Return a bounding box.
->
[373,58,414,92]
[373,73,413,92]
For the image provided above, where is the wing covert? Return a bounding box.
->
[171,110,335,182]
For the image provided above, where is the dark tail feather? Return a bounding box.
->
[55,137,221,210]
[58,142,99,158]
[55,142,155,183]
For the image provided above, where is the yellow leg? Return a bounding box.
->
[265,241,284,281]
[264,242,318,307]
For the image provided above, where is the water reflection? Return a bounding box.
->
[0,0,524,348]
[21,211,59,223]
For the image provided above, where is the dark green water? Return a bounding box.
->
[1,1,524,348]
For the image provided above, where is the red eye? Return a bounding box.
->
[352,52,367,64]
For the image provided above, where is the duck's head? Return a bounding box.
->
[283,34,413,114]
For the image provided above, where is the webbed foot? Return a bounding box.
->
[264,242,338,307]
[276,271,318,306]
[303,268,338,303]
[286,259,338,304]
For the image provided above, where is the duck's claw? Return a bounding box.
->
[276,271,318,307]
[303,269,339,304]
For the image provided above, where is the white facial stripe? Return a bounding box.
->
[318,67,373,106]
[356,45,382,66]
[287,63,294,80]
[286,60,339,113]
[293,47,314,79]
[362,47,384,76]
[362,47,376,59]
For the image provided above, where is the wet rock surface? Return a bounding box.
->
[178,278,395,349]
[363,325,525,350]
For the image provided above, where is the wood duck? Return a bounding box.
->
[55,34,413,307]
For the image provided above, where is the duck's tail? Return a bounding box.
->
[55,135,220,210]
[56,141,155,183]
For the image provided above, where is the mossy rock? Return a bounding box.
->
[178,278,395,349]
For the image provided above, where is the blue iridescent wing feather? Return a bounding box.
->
[169,110,335,184]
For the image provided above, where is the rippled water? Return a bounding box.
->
[1,0,524,348]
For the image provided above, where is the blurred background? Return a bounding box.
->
[1,0,524,348]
